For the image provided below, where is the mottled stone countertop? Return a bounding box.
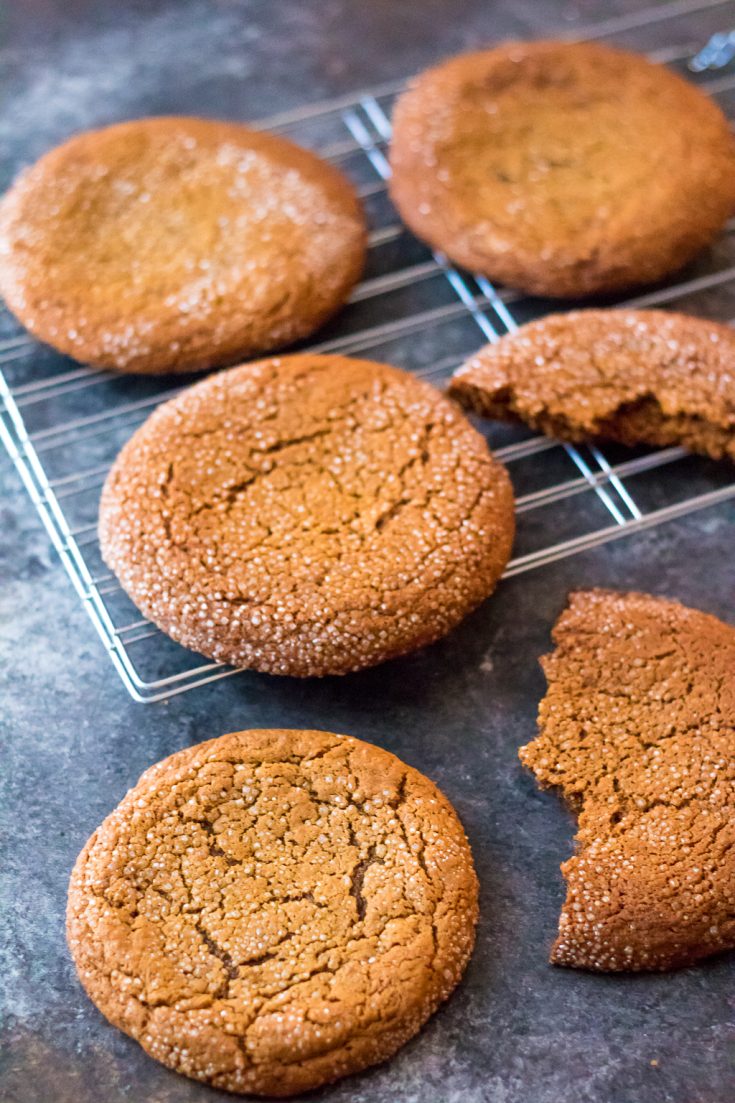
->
[1,1,733,1101]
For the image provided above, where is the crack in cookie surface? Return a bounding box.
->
[521,590,735,971]
[67,728,478,1096]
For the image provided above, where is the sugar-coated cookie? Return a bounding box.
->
[390,42,735,297]
[521,590,735,971]
[450,309,735,462]
[99,354,515,675]
[0,117,366,372]
[67,728,479,1095]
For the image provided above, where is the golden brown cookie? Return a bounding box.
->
[99,353,514,675]
[0,117,366,373]
[449,309,735,461]
[389,42,735,297]
[521,590,735,972]
[67,728,479,1096]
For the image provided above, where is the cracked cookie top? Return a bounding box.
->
[99,353,515,676]
[389,41,735,297]
[450,309,735,462]
[67,728,479,1096]
[0,116,366,373]
[521,590,735,971]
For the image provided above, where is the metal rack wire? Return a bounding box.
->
[2,0,735,701]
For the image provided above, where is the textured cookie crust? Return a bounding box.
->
[389,42,735,297]
[450,309,735,462]
[67,728,479,1096]
[99,353,514,675]
[521,590,735,972]
[0,117,366,373]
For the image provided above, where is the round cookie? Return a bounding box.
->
[67,728,479,1095]
[0,117,366,373]
[99,353,515,675]
[389,41,735,298]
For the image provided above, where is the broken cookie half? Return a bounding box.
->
[521,589,735,971]
[449,309,735,462]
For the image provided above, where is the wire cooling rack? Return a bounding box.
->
[2,0,735,702]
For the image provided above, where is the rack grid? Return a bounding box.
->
[2,0,735,701]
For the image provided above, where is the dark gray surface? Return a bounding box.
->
[1,2,734,1101]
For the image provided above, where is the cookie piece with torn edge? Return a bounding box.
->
[521,589,735,971]
[67,727,479,1096]
[450,310,735,462]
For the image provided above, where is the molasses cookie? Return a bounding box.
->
[389,42,735,297]
[521,590,735,971]
[0,117,366,373]
[67,727,479,1096]
[449,309,735,461]
[99,353,514,675]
